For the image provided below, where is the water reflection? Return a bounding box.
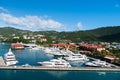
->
[47,71,68,78]
[70,61,85,67]
[97,72,106,76]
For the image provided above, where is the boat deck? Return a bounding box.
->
[0,56,6,66]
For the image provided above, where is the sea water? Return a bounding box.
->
[0,43,120,80]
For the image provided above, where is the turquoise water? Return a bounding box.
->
[0,43,120,80]
[0,70,120,80]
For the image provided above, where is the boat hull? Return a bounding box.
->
[5,61,18,66]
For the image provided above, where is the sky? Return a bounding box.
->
[0,0,120,31]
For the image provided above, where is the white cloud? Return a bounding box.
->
[0,7,8,12]
[0,13,63,30]
[76,22,83,30]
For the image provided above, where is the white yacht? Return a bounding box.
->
[43,47,53,54]
[85,60,111,67]
[4,49,18,66]
[37,58,71,68]
[85,61,100,67]
[64,53,89,62]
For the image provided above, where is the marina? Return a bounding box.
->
[0,55,120,71]
[0,43,120,71]
[1,0,120,80]
[0,43,120,80]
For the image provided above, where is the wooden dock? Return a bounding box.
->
[0,66,120,72]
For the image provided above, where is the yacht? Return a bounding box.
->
[85,60,111,67]
[37,58,71,68]
[64,53,89,62]
[4,49,18,66]
[85,61,101,67]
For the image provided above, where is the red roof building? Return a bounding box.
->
[51,43,77,47]
[104,54,116,60]
[11,42,24,49]
[80,43,105,52]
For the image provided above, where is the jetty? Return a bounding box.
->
[0,66,120,72]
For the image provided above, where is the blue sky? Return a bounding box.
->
[0,0,120,31]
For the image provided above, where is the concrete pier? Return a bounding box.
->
[0,66,120,72]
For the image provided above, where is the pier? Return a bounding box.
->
[0,66,120,72]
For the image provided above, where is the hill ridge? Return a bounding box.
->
[0,26,120,42]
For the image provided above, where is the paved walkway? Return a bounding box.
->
[0,66,120,71]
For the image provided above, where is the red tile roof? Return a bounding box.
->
[80,44,103,49]
[104,54,116,60]
[11,43,24,47]
[51,43,77,47]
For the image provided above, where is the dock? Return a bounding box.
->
[0,56,6,66]
[0,66,120,72]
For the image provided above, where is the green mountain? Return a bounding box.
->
[87,26,120,42]
[0,26,120,42]
[0,27,32,37]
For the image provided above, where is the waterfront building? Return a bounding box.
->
[79,43,105,52]
[11,42,24,49]
[104,54,116,63]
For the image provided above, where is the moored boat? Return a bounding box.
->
[38,58,71,68]
[64,53,89,62]
[85,60,111,67]
[4,49,18,66]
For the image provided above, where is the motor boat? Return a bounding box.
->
[38,58,71,68]
[85,62,101,67]
[85,60,111,67]
[64,53,89,62]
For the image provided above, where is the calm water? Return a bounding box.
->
[0,43,120,80]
